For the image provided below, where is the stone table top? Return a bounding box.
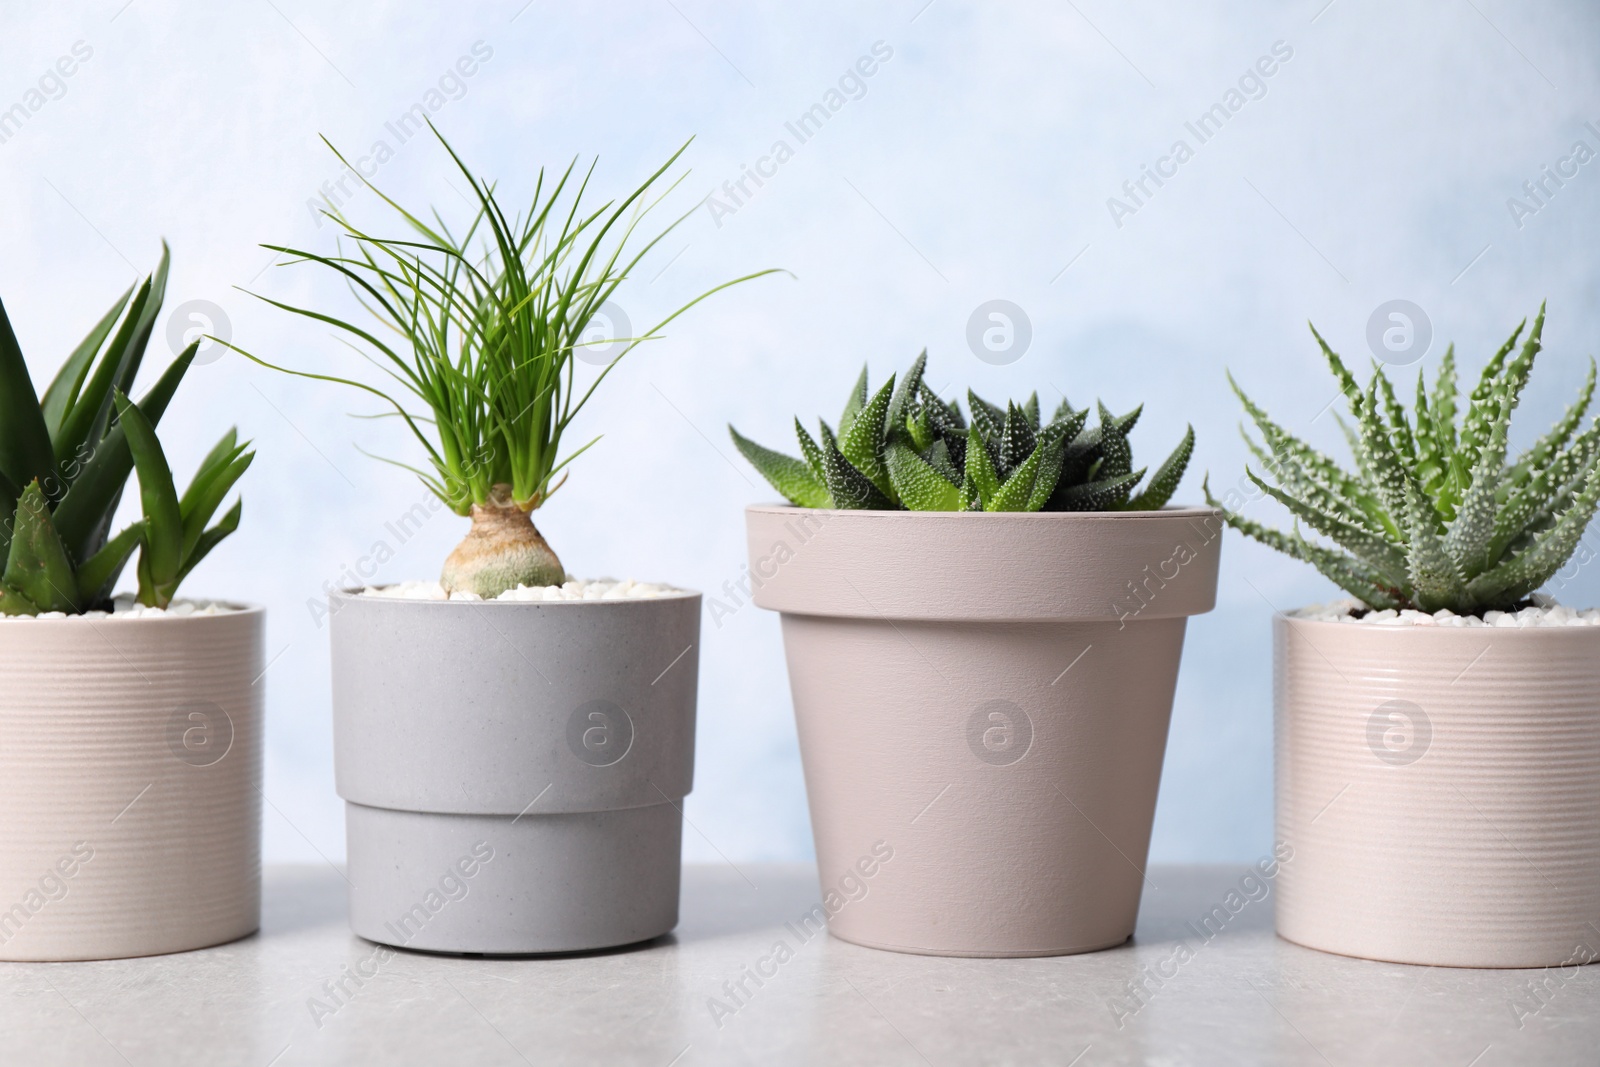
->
[1,863,1595,1065]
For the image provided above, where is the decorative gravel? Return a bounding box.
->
[362,578,685,602]
[0,596,242,621]
[1291,597,1600,627]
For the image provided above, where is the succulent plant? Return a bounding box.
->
[1206,304,1600,615]
[0,246,253,615]
[730,352,1194,512]
[231,124,776,598]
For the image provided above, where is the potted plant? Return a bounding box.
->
[0,247,260,961]
[730,353,1220,956]
[233,128,775,954]
[1207,305,1600,967]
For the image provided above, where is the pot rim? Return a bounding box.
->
[327,587,700,606]
[0,601,264,625]
[744,502,1219,522]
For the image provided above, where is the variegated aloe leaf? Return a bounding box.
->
[1504,356,1594,492]
[1228,371,1385,531]
[1442,386,1512,577]
[1213,308,1595,615]
[1373,367,1416,465]
[1402,477,1466,612]
[1466,460,1600,606]
[1246,468,1407,585]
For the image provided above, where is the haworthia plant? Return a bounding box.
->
[0,246,252,615]
[730,352,1194,512]
[1207,304,1600,615]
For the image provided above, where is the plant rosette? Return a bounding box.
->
[0,602,263,961]
[735,358,1219,956]
[1215,308,1600,967]
[330,580,697,953]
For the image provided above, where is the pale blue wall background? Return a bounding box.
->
[3,1,1598,868]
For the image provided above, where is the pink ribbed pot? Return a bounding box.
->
[746,505,1221,957]
[1275,614,1600,967]
[0,608,263,961]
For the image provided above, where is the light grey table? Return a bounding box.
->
[1,864,1595,1066]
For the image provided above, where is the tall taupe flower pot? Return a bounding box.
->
[1275,614,1600,968]
[329,590,699,954]
[746,505,1222,957]
[0,608,264,961]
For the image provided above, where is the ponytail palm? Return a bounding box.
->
[231,124,777,596]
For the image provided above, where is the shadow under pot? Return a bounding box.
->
[0,607,264,961]
[1274,614,1600,968]
[746,504,1223,957]
[328,589,699,954]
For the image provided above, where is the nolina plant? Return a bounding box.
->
[1207,305,1600,614]
[232,126,776,598]
[0,246,253,614]
[730,352,1193,511]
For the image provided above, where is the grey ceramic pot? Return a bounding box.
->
[328,589,699,954]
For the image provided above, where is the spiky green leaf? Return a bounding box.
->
[41,284,133,443]
[885,440,960,511]
[75,521,145,607]
[1443,387,1512,577]
[730,425,831,508]
[998,402,1035,475]
[1127,425,1194,511]
[795,418,825,482]
[839,365,869,439]
[1466,459,1600,606]
[113,390,183,606]
[176,500,242,586]
[839,376,895,497]
[53,344,195,562]
[0,299,57,493]
[1057,469,1144,511]
[885,350,926,443]
[963,424,1000,506]
[822,438,893,510]
[2,481,78,613]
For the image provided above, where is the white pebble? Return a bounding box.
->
[1292,599,1597,628]
[362,577,684,602]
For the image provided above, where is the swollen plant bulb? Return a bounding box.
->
[440,485,564,598]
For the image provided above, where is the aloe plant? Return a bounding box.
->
[1206,304,1600,614]
[229,124,777,598]
[729,352,1194,512]
[0,247,253,615]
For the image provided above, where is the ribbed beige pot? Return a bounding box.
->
[747,505,1222,957]
[0,608,263,961]
[1275,614,1600,967]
